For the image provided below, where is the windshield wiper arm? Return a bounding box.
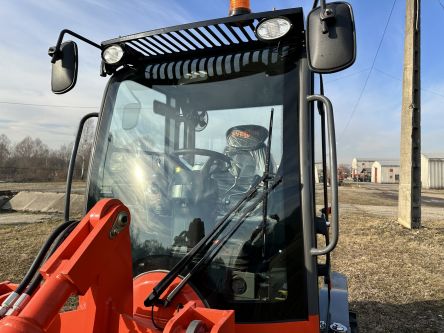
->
[144,172,271,307]
[162,176,283,306]
[261,108,274,257]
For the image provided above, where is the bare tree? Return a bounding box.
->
[0,134,11,166]
[8,137,51,180]
[0,132,96,182]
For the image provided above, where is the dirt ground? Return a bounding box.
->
[1,182,443,332]
[0,181,86,194]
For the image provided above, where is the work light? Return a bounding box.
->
[102,45,124,65]
[255,17,292,41]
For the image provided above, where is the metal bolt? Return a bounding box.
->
[109,211,129,239]
[324,8,333,16]
[330,322,348,333]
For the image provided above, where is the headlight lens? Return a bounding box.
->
[102,45,124,65]
[255,17,292,41]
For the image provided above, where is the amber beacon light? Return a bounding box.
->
[229,0,251,16]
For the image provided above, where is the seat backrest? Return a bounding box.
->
[224,125,272,177]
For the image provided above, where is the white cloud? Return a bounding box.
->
[0,0,194,148]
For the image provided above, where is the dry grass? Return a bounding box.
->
[335,212,444,332]
[317,183,443,332]
[1,183,443,332]
[0,217,61,283]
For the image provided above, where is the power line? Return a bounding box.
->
[373,67,400,81]
[0,101,98,109]
[373,67,444,99]
[339,0,397,140]
[323,67,371,83]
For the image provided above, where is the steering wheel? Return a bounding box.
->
[170,148,233,175]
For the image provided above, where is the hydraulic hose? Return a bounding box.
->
[0,220,74,316]
[25,221,79,297]
[13,221,72,295]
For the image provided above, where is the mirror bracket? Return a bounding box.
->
[320,7,336,34]
[47,46,61,62]
[49,29,101,63]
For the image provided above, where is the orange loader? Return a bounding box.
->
[0,1,357,332]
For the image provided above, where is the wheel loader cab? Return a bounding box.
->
[87,41,309,323]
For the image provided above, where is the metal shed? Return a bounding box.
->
[421,153,444,189]
[371,160,400,184]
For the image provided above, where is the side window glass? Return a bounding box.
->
[110,81,167,151]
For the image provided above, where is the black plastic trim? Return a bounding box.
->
[101,8,304,66]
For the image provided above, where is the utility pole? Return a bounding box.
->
[398,0,421,229]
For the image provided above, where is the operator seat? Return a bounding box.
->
[224,125,274,177]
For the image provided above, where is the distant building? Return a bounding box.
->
[421,153,444,189]
[371,160,400,184]
[351,158,377,182]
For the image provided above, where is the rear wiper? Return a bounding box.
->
[162,176,282,306]
[144,172,273,307]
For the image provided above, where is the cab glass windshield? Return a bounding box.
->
[88,46,307,322]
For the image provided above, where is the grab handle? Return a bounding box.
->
[307,94,338,256]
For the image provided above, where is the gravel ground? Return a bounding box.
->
[1,183,443,332]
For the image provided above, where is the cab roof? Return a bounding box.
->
[101,7,304,64]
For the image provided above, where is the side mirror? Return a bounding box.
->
[306,2,356,73]
[122,103,141,130]
[49,41,78,94]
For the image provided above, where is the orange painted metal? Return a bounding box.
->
[132,271,207,327]
[0,200,236,333]
[0,199,132,333]
[163,301,235,333]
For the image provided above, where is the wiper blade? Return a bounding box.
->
[144,172,271,307]
[163,176,283,306]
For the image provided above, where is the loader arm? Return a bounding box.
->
[0,199,233,333]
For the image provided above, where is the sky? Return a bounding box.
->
[0,0,443,164]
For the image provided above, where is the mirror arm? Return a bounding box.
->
[49,29,101,63]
